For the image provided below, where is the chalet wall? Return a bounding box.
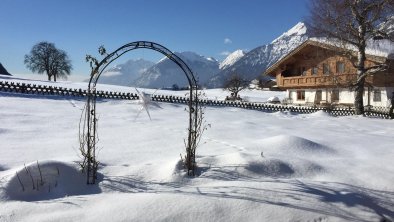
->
[276,46,353,77]
[287,86,394,107]
[339,90,354,104]
[280,48,386,77]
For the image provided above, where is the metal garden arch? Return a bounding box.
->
[80,41,199,184]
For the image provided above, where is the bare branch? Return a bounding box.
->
[357,63,388,81]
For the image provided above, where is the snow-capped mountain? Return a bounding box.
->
[91,22,310,88]
[94,59,154,86]
[219,50,246,70]
[207,22,309,88]
[133,51,220,88]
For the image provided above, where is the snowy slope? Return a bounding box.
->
[219,50,246,70]
[207,22,309,88]
[89,59,155,86]
[0,78,394,221]
[134,51,220,88]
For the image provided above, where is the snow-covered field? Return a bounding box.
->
[0,78,394,221]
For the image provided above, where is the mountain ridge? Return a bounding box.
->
[206,22,309,88]
[219,50,246,70]
[89,22,310,88]
[133,51,220,88]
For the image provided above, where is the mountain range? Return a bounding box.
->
[97,59,154,86]
[133,52,220,88]
[95,22,310,88]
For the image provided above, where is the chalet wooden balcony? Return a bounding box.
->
[277,73,371,89]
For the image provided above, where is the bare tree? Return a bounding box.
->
[24,42,72,82]
[307,0,394,114]
[181,90,209,176]
[223,74,249,100]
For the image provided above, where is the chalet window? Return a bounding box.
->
[289,91,295,100]
[315,90,322,102]
[323,63,330,75]
[312,67,318,75]
[373,89,381,102]
[297,90,305,101]
[301,67,307,76]
[336,62,345,74]
[332,89,339,102]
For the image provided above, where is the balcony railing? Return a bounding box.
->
[277,73,371,88]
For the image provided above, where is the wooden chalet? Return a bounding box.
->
[264,39,394,107]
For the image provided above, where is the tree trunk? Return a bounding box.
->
[48,75,52,81]
[54,75,57,82]
[354,78,365,115]
[354,23,367,115]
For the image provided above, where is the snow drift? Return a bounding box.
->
[2,161,100,201]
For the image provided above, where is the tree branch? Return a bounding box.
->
[357,63,388,82]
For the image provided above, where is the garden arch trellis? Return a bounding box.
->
[80,41,199,184]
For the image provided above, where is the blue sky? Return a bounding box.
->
[0,0,309,80]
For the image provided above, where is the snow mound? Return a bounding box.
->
[0,165,7,171]
[2,161,100,201]
[267,96,280,103]
[261,135,335,156]
[309,110,332,117]
[246,159,294,177]
[133,159,187,182]
[203,152,250,166]
[199,152,326,179]
[245,158,325,178]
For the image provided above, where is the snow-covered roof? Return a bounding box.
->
[265,38,394,76]
[310,37,394,59]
